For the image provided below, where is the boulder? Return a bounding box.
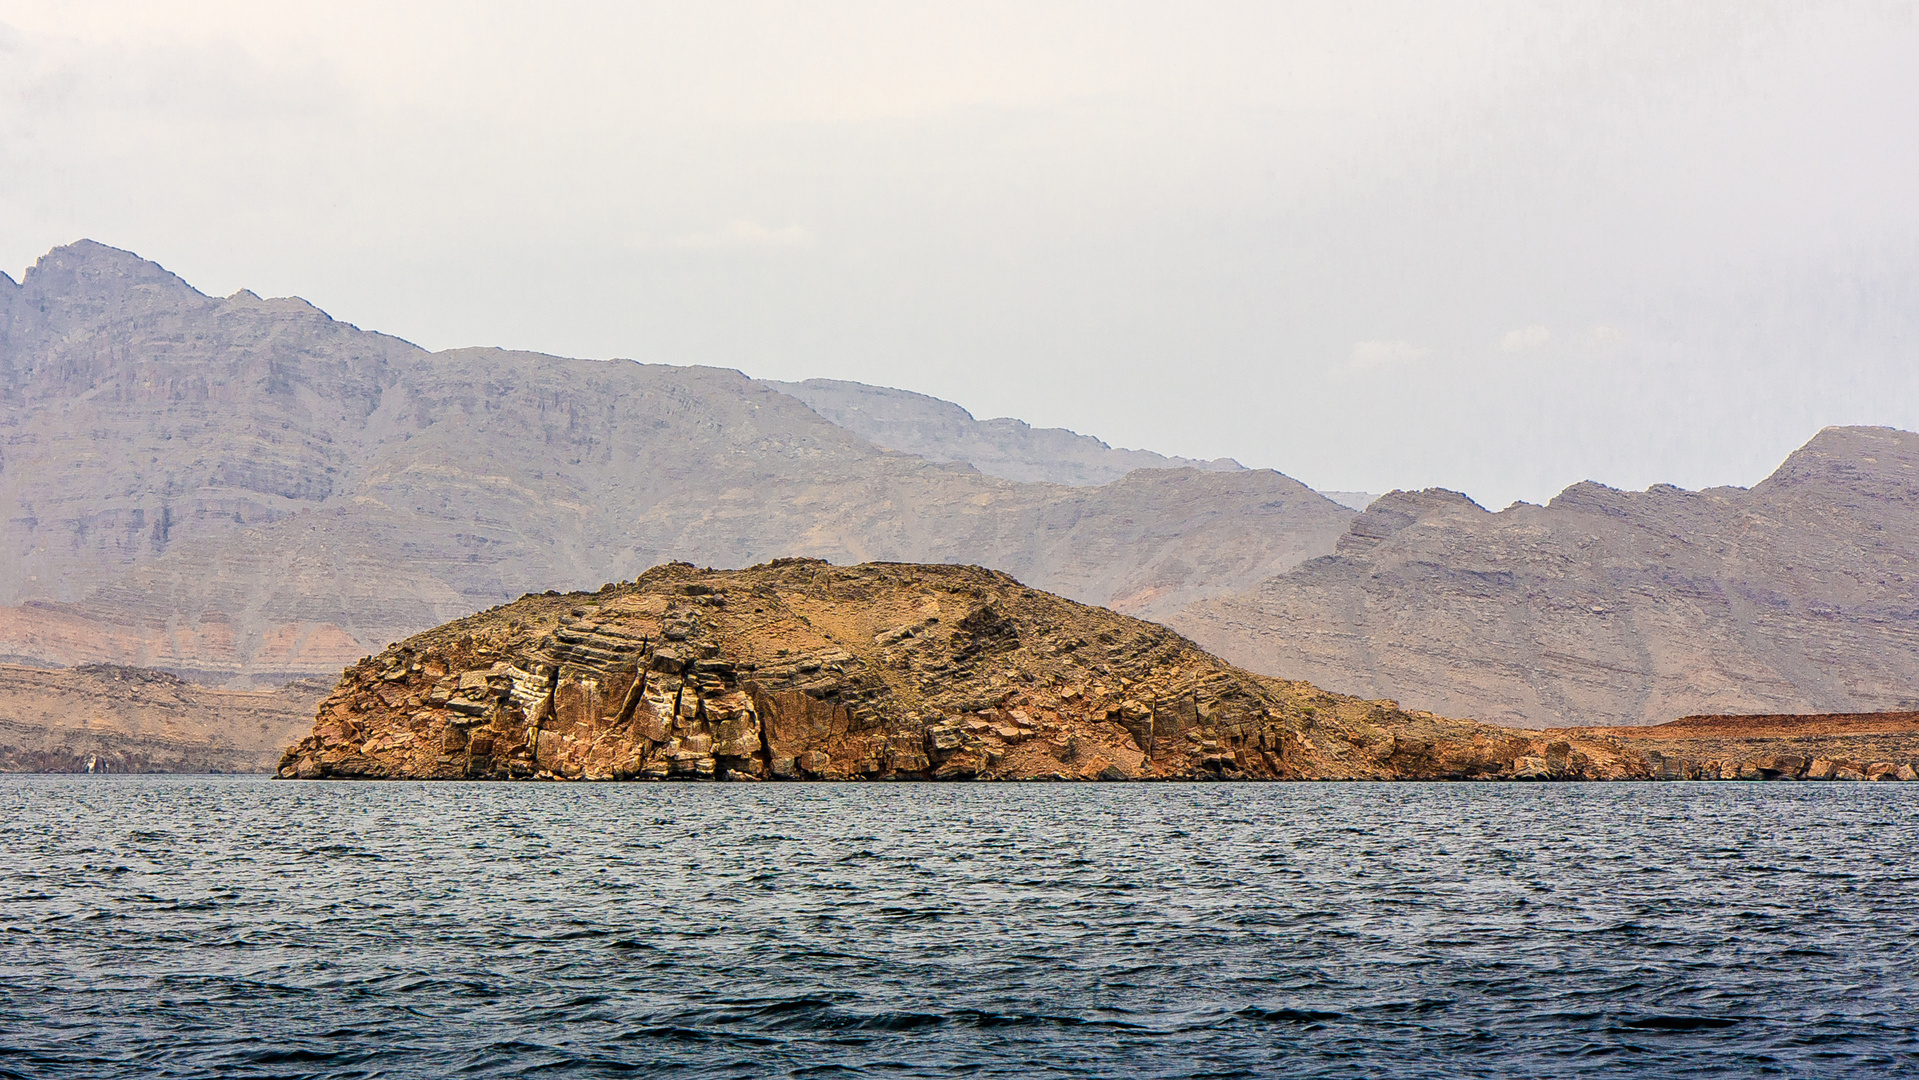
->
[798,750,830,777]
[1897,764,1918,782]
[1761,755,1806,778]
[637,709,671,744]
[932,752,981,779]
[1544,741,1572,773]
[888,748,931,773]
[669,751,715,777]
[770,755,799,779]
[1805,759,1837,780]
[711,715,761,757]
[926,723,965,753]
[1512,756,1552,780]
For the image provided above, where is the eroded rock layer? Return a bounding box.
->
[278,560,1666,782]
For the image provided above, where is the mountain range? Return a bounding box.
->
[1173,426,1919,727]
[3,239,1915,741]
[0,241,1351,684]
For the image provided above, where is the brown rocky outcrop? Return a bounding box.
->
[277,560,1657,783]
[1574,711,1919,781]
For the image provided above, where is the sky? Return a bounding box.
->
[2,1,1916,508]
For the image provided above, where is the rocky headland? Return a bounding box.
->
[278,560,1667,783]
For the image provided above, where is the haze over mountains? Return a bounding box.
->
[1176,426,1919,727]
[0,241,1351,683]
[2,239,1916,735]
[766,378,1246,487]
[768,379,1380,508]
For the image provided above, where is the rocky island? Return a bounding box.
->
[278,559,1680,782]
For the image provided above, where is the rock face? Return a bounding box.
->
[766,378,1246,487]
[277,560,1661,783]
[1586,712,1919,781]
[0,241,1354,682]
[1175,426,1919,728]
[0,663,324,772]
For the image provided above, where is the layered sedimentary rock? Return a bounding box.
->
[1176,426,1919,728]
[278,560,1660,783]
[0,241,1352,682]
[0,663,324,772]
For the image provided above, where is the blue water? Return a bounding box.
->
[3,777,1916,1078]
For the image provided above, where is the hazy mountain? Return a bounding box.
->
[0,241,1354,685]
[765,378,1245,487]
[0,663,322,773]
[1174,426,1919,727]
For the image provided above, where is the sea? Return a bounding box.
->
[3,776,1916,1078]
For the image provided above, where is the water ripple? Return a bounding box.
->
[1,778,1917,1077]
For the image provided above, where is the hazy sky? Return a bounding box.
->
[3,2,1915,507]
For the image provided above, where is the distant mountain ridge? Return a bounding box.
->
[1174,426,1919,727]
[766,378,1244,487]
[8,238,1915,738]
[0,241,1354,685]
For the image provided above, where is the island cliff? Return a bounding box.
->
[279,560,1670,782]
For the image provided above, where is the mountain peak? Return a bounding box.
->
[1335,488,1484,555]
[1756,425,1919,498]
[19,240,204,310]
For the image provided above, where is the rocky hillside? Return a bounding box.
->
[1175,426,1919,727]
[0,241,1353,683]
[767,378,1244,486]
[0,663,323,772]
[278,560,1659,783]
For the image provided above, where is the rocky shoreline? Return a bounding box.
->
[1575,712,1919,782]
[275,560,1919,785]
[277,560,1682,783]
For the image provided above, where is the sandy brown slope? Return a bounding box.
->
[0,241,1351,683]
[1175,426,1919,729]
[278,560,1661,783]
[0,663,325,772]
